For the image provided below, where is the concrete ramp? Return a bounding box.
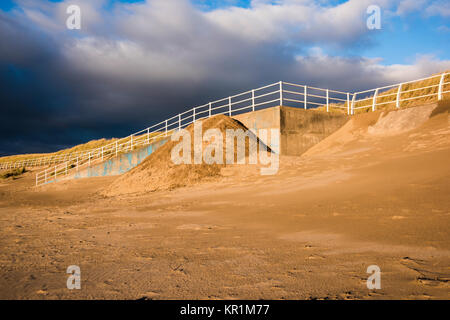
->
[62,138,168,181]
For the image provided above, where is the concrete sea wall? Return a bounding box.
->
[233,106,349,155]
[64,138,168,180]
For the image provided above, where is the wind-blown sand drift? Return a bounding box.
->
[103,115,272,196]
[0,101,449,299]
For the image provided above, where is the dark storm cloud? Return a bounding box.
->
[0,0,448,156]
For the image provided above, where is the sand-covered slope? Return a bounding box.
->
[303,101,449,158]
[103,115,266,196]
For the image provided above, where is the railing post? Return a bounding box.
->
[165,120,168,136]
[304,86,307,109]
[347,93,350,114]
[88,152,91,167]
[372,88,379,111]
[279,81,283,106]
[228,97,232,116]
[209,102,212,117]
[147,128,150,144]
[326,89,329,112]
[76,156,79,171]
[396,83,403,108]
[178,114,181,130]
[193,108,196,122]
[351,93,356,115]
[251,89,255,112]
[115,141,118,156]
[438,73,445,100]
[130,135,133,151]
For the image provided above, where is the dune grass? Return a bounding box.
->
[1,167,27,179]
[0,138,119,164]
[0,131,170,167]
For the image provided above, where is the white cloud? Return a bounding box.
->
[7,0,450,94]
[376,55,450,83]
[425,0,450,17]
[394,0,450,18]
[206,0,391,45]
[293,51,450,90]
[437,25,450,33]
[396,0,426,16]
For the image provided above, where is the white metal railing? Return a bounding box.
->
[32,80,354,185]
[0,72,448,186]
[350,72,449,114]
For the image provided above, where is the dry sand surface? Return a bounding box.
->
[0,102,449,299]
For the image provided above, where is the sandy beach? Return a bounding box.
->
[0,103,448,300]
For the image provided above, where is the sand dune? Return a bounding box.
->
[103,115,271,196]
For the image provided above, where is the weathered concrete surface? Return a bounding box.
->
[233,106,281,153]
[279,106,349,155]
[233,106,349,155]
[63,138,168,180]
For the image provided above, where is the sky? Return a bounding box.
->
[0,0,449,156]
